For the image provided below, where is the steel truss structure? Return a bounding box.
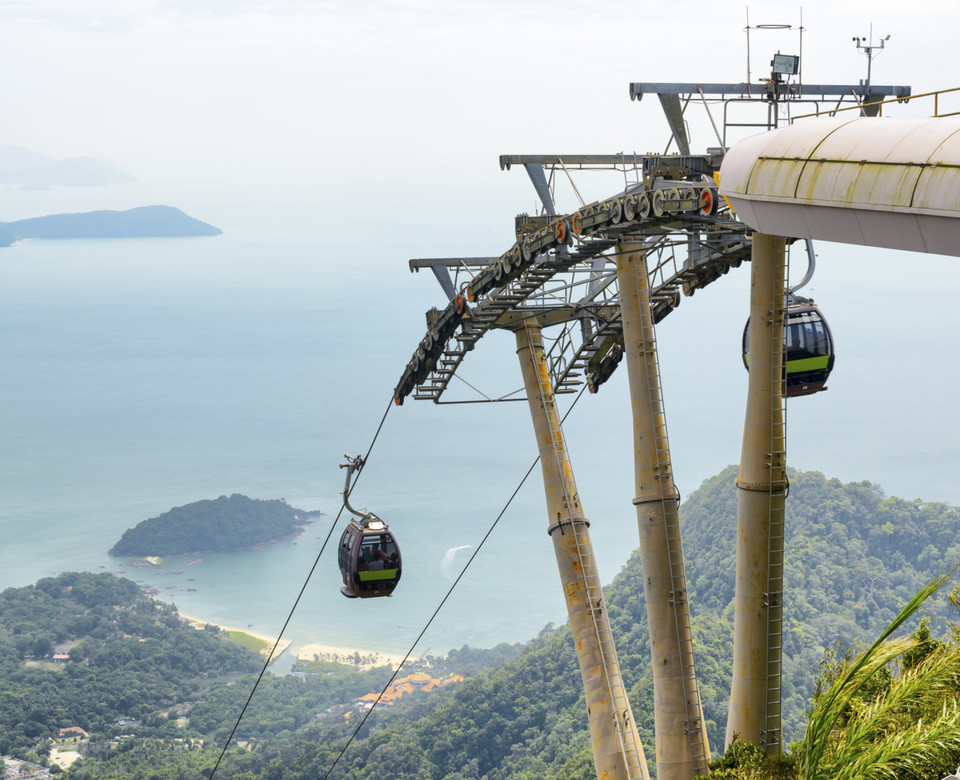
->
[397,159,749,404]
[394,78,909,407]
[393,70,910,780]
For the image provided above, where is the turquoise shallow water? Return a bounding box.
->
[3,232,960,663]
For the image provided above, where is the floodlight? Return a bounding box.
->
[772,53,800,76]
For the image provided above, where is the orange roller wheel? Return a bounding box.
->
[699,187,715,216]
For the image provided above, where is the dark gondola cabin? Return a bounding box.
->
[742,295,835,397]
[338,515,402,599]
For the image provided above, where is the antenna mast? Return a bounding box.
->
[853,23,890,91]
[743,6,808,86]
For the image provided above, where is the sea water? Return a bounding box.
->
[3,230,960,666]
[0,235,586,661]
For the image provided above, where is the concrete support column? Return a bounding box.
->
[516,321,649,780]
[726,232,787,751]
[616,239,710,779]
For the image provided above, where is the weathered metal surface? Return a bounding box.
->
[719,116,960,256]
[629,82,910,100]
[617,239,711,778]
[393,165,752,405]
[516,323,650,780]
[727,233,788,752]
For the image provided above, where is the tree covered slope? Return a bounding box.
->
[15,468,960,778]
[261,467,960,778]
[109,494,310,557]
[0,572,263,759]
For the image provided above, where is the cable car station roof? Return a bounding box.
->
[719,115,960,256]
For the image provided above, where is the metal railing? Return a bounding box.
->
[792,86,960,121]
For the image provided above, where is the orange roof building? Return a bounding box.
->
[354,672,463,712]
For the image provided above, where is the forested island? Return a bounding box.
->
[109,494,312,557]
[6,468,960,778]
[0,205,221,247]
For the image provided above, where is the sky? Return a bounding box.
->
[3,0,960,509]
[0,0,958,244]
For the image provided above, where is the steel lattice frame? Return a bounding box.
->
[395,163,751,405]
[394,78,910,405]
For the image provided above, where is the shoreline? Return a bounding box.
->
[296,642,409,670]
[176,613,410,671]
[178,613,292,662]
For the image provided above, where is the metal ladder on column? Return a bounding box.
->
[762,244,788,754]
[639,294,710,776]
[530,339,645,779]
[571,523,647,778]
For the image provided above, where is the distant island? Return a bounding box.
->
[109,494,315,557]
[0,205,222,247]
[0,144,136,189]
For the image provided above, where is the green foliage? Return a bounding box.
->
[109,494,310,557]
[440,642,525,675]
[679,466,960,746]
[798,569,949,777]
[710,739,796,779]
[0,572,261,757]
[222,630,272,656]
[186,667,396,743]
[796,586,960,780]
[7,468,960,779]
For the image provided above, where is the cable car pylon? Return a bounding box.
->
[392,57,913,778]
[515,321,650,780]
[726,233,788,751]
[616,238,711,778]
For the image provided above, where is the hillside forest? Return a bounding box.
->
[3,467,960,778]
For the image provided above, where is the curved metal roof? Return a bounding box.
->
[719,116,960,256]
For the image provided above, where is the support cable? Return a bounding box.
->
[558,157,587,207]
[320,384,589,779]
[208,396,395,779]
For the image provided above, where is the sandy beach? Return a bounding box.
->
[297,642,409,670]
[178,613,292,662]
[177,612,409,670]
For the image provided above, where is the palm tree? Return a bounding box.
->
[797,569,960,780]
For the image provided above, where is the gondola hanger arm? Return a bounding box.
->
[339,454,369,520]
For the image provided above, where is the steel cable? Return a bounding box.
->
[212,380,586,779]
[320,383,587,779]
[208,395,395,779]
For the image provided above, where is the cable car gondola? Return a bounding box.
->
[337,455,402,599]
[742,292,835,397]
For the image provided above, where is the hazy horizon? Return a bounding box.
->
[2,1,958,243]
[4,1,960,643]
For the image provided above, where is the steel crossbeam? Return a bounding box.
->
[393,163,752,406]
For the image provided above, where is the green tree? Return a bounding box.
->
[797,570,960,780]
